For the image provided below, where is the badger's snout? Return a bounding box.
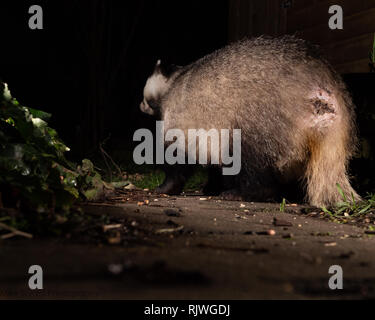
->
[140,100,145,111]
[140,99,155,116]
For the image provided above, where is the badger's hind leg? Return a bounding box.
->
[205,165,279,202]
[238,165,281,202]
[203,166,239,196]
[202,166,224,196]
[304,88,360,207]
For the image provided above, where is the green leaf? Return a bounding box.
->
[0,82,112,229]
[336,183,346,202]
[63,185,79,198]
[82,187,103,201]
[280,198,286,212]
[322,206,333,216]
[108,181,130,189]
[358,204,372,215]
[28,107,51,121]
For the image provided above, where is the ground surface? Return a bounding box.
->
[1,191,375,299]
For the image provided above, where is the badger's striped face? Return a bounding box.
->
[140,60,169,116]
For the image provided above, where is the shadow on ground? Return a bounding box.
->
[1,191,375,299]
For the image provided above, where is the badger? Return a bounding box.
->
[139,35,360,207]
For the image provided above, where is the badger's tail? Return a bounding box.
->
[305,86,361,208]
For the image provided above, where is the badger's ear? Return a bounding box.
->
[154,59,182,78]
[154,59,162,74]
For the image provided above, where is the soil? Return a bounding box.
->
[1,190,375,299]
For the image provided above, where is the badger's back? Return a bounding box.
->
[162,36,354,166]
[162,35,346,126]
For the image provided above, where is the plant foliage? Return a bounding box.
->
[0,82,108,215]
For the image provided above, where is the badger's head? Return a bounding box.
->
[140,60,180,117]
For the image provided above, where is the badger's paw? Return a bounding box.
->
[154,177,185,195]
[219,189,243,201]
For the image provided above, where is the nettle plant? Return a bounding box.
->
[0,82,108,214]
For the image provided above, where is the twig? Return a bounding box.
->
[0,222,33,239]
[99,143,112,182]
[99,143,123,178]
[102,224,122,232]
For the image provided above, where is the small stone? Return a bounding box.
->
[164,209,181,217]
[338,251,354,259]
[324,241,337,247]
[267,229,276,236]
[244,231,255,235]
[131,221,138,227]
[282,233,293,239]
[108,264,123,275]
[273,218,293,227]
[252,229,277,236]
[108,235,121,245]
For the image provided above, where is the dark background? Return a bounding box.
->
[0,0,228,157]
[1,0,375,194]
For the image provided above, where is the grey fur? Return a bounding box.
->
[140,35,360,207]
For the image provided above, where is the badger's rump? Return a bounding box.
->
[161,36,356,174]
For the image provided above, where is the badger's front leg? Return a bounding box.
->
[155,165,193,195]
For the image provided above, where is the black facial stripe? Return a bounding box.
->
[147,98,160,110]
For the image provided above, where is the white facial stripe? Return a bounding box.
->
[144,73,168,100]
